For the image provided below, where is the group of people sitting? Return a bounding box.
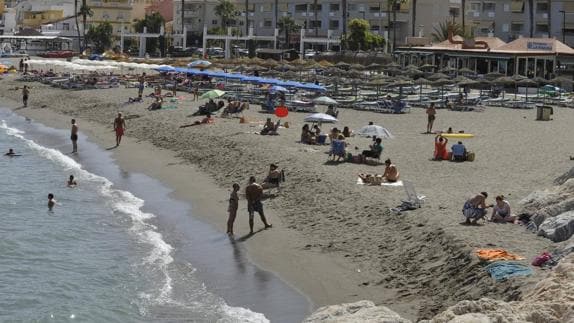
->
[221,99,249,118]
[195,99,225,116]
[433,135,470,162]
[358,159,400,185]
[260,118,281,136]
[462,192,517,225]
[300,124,324,144]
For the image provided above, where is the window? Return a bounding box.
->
[310,20,322,28]
[536,23,549,33]
[261,3,271,12]
[536,1,548,13]
[102,12,110,19]
[295,4,307,12]
[212,19,218,25]
[511,22,523,32]
[329,19,339,29]
[62,22,69,30]
[348,4,357,11]
[483,2,495,12]
[511,0,524,13]
[279,3,288,11]
[309,4,322,11]
[330,3,339,12]
[263,19,272,27]
[470,2,481,12]
[369,5,380,12]
[449,7,460,17]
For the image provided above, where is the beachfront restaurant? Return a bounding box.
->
[396,36,574,80]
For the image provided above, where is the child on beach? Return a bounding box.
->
[227,183,240,236]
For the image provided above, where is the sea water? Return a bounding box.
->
[0,109,309,322]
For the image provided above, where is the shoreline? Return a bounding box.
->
[1,97,398,319]
[2,72,568,320]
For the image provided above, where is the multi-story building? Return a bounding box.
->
[173,0,574,51]
[464,0,574,46]
[85,0,132,38]
[145,0,173,22]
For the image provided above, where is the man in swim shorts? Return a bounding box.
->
[138,73,146,98]
[70,119,78,153]
[245,176,272,234]
[48,193,56,211]
[426,103,436,134]
[114,112,126,146]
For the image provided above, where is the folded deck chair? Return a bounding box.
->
[401,180,426,209]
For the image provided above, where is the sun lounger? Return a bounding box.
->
[401,180,426,209]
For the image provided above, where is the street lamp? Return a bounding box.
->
[560,10,566,43]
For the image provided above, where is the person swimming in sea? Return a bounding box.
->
[48,193,56,210]
[4,148,20,156]
[67,175,77,187]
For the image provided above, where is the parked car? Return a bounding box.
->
[169,46,196,57]
[540,84,565,97]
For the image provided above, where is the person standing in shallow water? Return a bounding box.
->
[22,85,29,107]
[245,176,272,234]
[70,119,78,153]
[48,193,56,210]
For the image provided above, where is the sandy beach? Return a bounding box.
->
[1,72,572,320]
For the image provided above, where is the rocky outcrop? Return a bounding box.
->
[303,300,411,323]
[538,211,574,242]
[305,255,574,323]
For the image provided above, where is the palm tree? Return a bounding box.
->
[79,0,93,51]
[528,0,534,37]
[431,20,469,42]
[278,16,298,49]
[74,0,81,51]
[214,0,236,29]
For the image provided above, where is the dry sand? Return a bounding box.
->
[1,74,571,320]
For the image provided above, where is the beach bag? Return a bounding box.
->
[467,151,475,162]
[532,252,552,266]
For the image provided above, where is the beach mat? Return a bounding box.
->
[476,249,525,262]
[485,261,533,282]
[356,178,403,186]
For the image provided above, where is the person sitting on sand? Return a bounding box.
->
[313,125,321,137]
[260,118,275,135]
[446,127,453,134]
[361,138,383,161]
[180,113,214,128]
[342,126,352,138]
[434,135,449,161]
[67,175,77,187]
[490,195,516,223]
[148,96,163,110]
[382,159,399,182]
[451,141,467,162]
[462,192,492,225]
[128,96,142,103]
[262,164,283,189]
[301,124,314,144]
[330,135,347,162]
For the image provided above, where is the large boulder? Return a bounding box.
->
[303,300,411,323]
[538,211,574,242]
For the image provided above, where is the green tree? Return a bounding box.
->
[86,22,113,53]
[345,19,384,51]
[214,0,236,29]
[133,12,165,55]
[277,16,299,49]
[431,20,472,42]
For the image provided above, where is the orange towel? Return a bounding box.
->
[476,249,525,261]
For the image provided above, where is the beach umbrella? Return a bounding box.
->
[416,77,432,104]
[318,60,333,67]
[493,77,515,100]
[432,78,452,100]
[304,113,338,123]
[485,72,504,80]
[366,63,382,70]
[428,72,449,81]
[335,62,351,70]
[420,64,435,71]
[384,62,400,69]
[518,79,537,102]
[200,89,225,99]
[458,67,476,75]
[356,125,394,139]
[350,63,365,70]
[406,67,424,77]
[313,96,338,105]
[188,60,212,68]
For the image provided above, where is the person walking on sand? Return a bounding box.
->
[114,112,126,146]
[426,103,436,134]
[22,85,30,107]
[227,183,240,236]
[245,176,272,234]
[70,119,78,153]
[138,73,146,98]
[19,59,24,73]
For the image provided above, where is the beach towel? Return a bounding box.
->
[476,249,525,261]
[485,261,533,282]
[356,178,404,187]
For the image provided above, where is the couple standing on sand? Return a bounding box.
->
[68,113,126,154]
[227,177,272,236]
